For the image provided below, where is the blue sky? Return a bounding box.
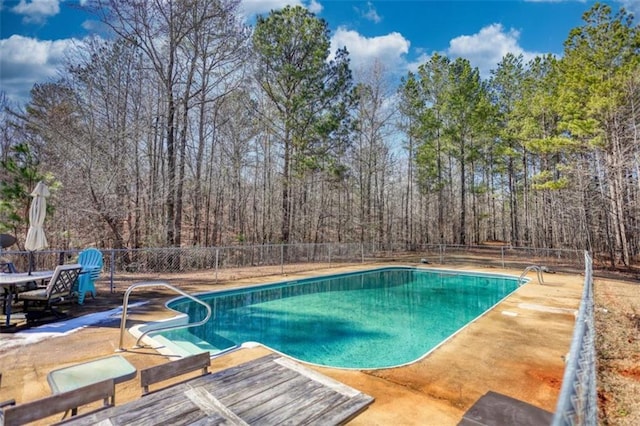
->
[1,0,637,107]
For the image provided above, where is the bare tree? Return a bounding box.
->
[94,0,247,247]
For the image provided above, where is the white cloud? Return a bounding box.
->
[240,0,323,19]
[307,0,323,14]
[406,52,432,74]
[241,0,301,17]
[330,27,410,77]
[526,0,637,16]
[618,0,640,17]
[527,0,638,16]
[239,0,323,20]
[0,35,76,106]
[359,1,382,24]
[11,0,60,24]
[81,19,107,33]
[446,23,542,78]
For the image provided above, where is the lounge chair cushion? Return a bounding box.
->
[15,288,49,301]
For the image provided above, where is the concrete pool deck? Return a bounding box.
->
[0,263,584,425]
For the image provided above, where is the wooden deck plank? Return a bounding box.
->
[225,374,313,411]
[213,364,301,405]
[229,358,368,425]
[255,386,347,425]
[214,355,373,425]
[231,373,325,420]
[305,394,375,425]
[61,354,374,426]
[184,387,248,425]
[115,392,198,425]
[65,392,204,426]
[209,354,279,386]
[265,387,345,424]
[126,406,206,426]
[216,360,298,390]
[206,365,295,404]
[274,356,362,397]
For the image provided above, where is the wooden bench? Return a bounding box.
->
[140,351,211,395]
[1,378,115,426]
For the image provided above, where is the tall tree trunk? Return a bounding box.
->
[508,157,518,244]
[459,140,466,245]
[281,129,291,244]
[166,91,177,246]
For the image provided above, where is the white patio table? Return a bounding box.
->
[0,270,53,327]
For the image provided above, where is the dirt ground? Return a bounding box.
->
[594,276,640,425]
[1,261,638,424]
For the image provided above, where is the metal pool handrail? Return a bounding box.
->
[518,265,545,285]
[116,281,212,352]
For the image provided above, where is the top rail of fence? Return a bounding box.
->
[551,251,596,425]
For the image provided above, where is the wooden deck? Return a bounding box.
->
[62,354,374,425]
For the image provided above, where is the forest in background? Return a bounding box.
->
[0,1,638,268]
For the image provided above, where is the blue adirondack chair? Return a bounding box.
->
[76,248,103,304]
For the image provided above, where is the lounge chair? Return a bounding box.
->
[0,378,115,426]
[19,264,82,323]
[140,351,211,395]
[76,248,103,304]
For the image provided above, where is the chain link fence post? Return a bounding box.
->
[109,249,115,293]
[215,248,219,283]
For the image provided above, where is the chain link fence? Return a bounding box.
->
[2,242,585,293]
[408,244,585,270]
[552,251,597,425]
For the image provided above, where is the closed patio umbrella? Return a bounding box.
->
[25,181,50,273]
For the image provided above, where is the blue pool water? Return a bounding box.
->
[156,267,520,369]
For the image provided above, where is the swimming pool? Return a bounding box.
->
[151,267,522,369]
